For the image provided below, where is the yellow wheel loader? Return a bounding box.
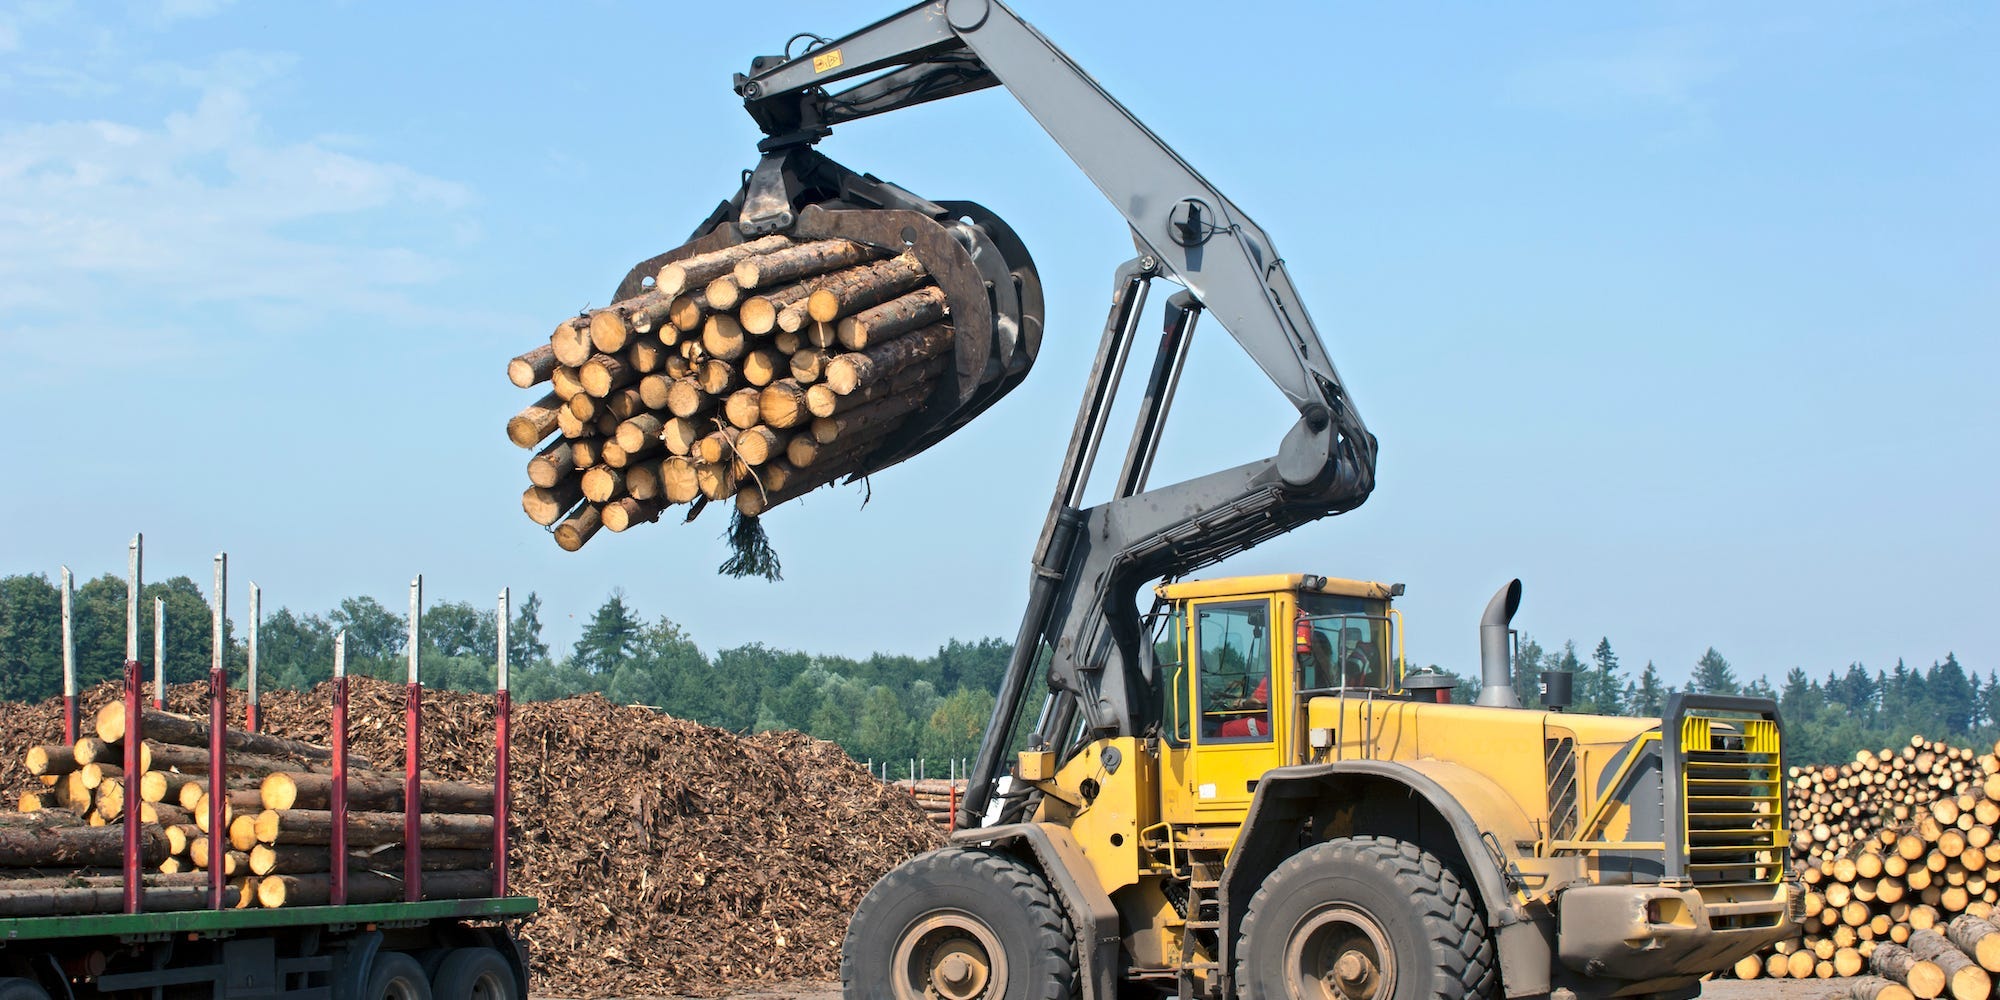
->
[689,3,1800,996]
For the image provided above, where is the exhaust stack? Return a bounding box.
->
[1474,579,1524,708]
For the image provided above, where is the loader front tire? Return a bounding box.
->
[842,846,1077,1000]
[1235,836,1496,1000]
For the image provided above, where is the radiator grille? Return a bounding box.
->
[1545,736,1579,842]
[1680,716,1784,886]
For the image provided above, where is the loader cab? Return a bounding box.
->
[1153,574,1403,824]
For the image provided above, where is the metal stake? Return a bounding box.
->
[246,583,261,732]
[60,567,75,743]
[153,598,165,711]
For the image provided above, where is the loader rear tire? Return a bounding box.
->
[1235,836,1497,1000]
[841,846,1077,1000]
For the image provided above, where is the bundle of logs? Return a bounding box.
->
[8,702,494,913]
[896,779,965,830]
[1730,736,2000,997]
[506,234,957,554]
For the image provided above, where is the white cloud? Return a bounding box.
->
[0,47,476,369]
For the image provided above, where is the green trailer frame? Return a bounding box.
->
[0,896,537,944]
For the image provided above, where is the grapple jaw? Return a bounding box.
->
[612,147,1042,480]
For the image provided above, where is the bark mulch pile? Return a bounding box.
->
[0,680,942,996]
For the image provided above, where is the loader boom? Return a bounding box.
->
[737,0,1378,826]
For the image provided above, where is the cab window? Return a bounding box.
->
[1298,594,1392,691]
[1195,601,1273,743]
[1152,606,1189,744]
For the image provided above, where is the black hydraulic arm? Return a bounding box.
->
[736,0,1377,827]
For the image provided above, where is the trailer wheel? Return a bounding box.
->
[432,948,518,1000]
[366,952,434,1000]
[1235,836,1496,1000]
[841,847,1076,1000]
[0,978,49,1000]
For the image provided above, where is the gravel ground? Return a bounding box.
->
[588,977,1850,999]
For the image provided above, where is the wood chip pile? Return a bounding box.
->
[0,681,942,995]
[1730,736,2000,998]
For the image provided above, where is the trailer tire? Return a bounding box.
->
[1235,836,1497,1000]
[0,978,49,1000]
[841,846,1076,1000]
[366,952,434,1000]
[432,948,518,1000]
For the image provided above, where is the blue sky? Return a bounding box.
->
[1,1,1993,689]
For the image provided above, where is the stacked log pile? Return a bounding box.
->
[0,681,941,995]
[1732,736,2000,993]
[508,234,961,555]
[896,779,967,829]
[7,702,494,912]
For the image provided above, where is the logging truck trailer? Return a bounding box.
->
[689,2,1804,997]
[0,569,535,1000]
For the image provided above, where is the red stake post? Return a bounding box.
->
[331,632,349,906]
[122,660,143,914]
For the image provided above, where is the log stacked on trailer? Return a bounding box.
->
[506,234,963,554]
[1734,735,2000,988]
[895,779,966,829]
[6,702,495,912]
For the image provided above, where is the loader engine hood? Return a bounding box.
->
[611,146,1042,479]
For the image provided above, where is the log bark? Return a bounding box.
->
[0,824,167,867]
[836,286,949,350]
[27,744,81,776]
[812,386,929,445]
[257,870,492,909]
[260,773,495,814]
[656,235,792,298]
[252,809,494,850]
[0,881,240,916]
[1851,977,1919,1000]
[1909,929,1989,1000]
[580,353,637,398]
[508,344,557,388]
[550,317,592,368]
[807,252,928,323]
[247,845,492,877]
[824,323,954,395]
[1874,943,1946,999]
[732,239,879,291]
[1947,915,2000,972]
[523,479,584,527]
[527,439,577,489]
[96,705,336,763]
[806,356,945,418]
[759,379,811,429]
[603,496,666,532]
[507,392,563,448]
[702,314,748,361]
[554,504,603,551]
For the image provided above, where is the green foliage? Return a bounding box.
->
[1689,647,1740,695]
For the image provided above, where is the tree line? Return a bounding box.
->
[0,571,1985,770]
